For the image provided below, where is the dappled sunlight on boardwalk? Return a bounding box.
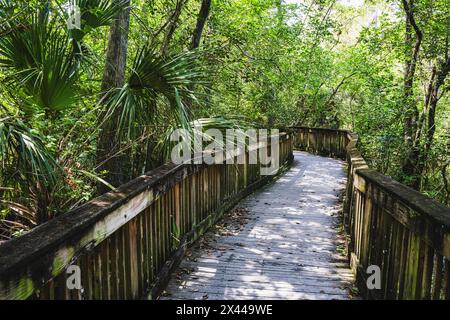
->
[160,151,357,300]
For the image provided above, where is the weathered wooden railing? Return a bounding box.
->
[293,126,450,300]
[0,133,293,300]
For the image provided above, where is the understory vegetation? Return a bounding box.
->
[0,0,449,240]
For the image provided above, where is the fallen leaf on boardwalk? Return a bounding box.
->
[202,294,209,300]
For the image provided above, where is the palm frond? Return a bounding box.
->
[0,10,78,112]
[102,47,209,141]
[76,169,117,191]
[0,0,31,29]
[0,117,60,187]
[158,116,256,162]
[129,46,207,100]
[101,83,155,141]
[67,0,129,41]
[0,0,15,25]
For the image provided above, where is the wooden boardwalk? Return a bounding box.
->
[160,151,357,300]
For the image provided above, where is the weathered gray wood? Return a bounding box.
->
[0,133,293,300]
[161,152,357,300]
[164,290,350,300]
[5,126,448,300]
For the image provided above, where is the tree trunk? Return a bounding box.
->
[161,0,188,55]
[191,0,211,49]
[401,0,423,190]
[186,0,212,110]
[419,58,450,176]
[96,1,131,194]
[35,182,51,225]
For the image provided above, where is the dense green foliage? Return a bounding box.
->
[0,0,448,239]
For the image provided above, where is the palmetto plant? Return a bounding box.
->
[0,116,59,187]
[0,1,128,115]
[0,12,78,114]
[0,115,60,237]
[68,0,128,40]
[0,0,231,239]
[0,0,213,237]
[65,0,129,62]
[159,116,255,162]
[103,46,208,141]
[96,40,215,182]
[0,0,129,237]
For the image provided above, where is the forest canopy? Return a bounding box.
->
[0,0,449,240]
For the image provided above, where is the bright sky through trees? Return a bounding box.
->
[284,0,365,7]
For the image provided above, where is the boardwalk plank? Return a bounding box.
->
[160,152,357,300]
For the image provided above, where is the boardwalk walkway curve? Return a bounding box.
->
[1,127,450,300]
[162,152,356,300]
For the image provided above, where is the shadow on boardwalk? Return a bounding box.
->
[160,151,358,300]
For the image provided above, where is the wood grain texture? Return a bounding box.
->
[160,152,357,300]
[4,126,448,300]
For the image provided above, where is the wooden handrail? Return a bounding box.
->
[292,126,450,300]
[0,133,294,300]
[2,126,449,300]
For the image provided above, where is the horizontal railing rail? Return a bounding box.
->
[0,133,294,300]
[290,126,350,159]
[292,126,450,300]
[3,125,449,300]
